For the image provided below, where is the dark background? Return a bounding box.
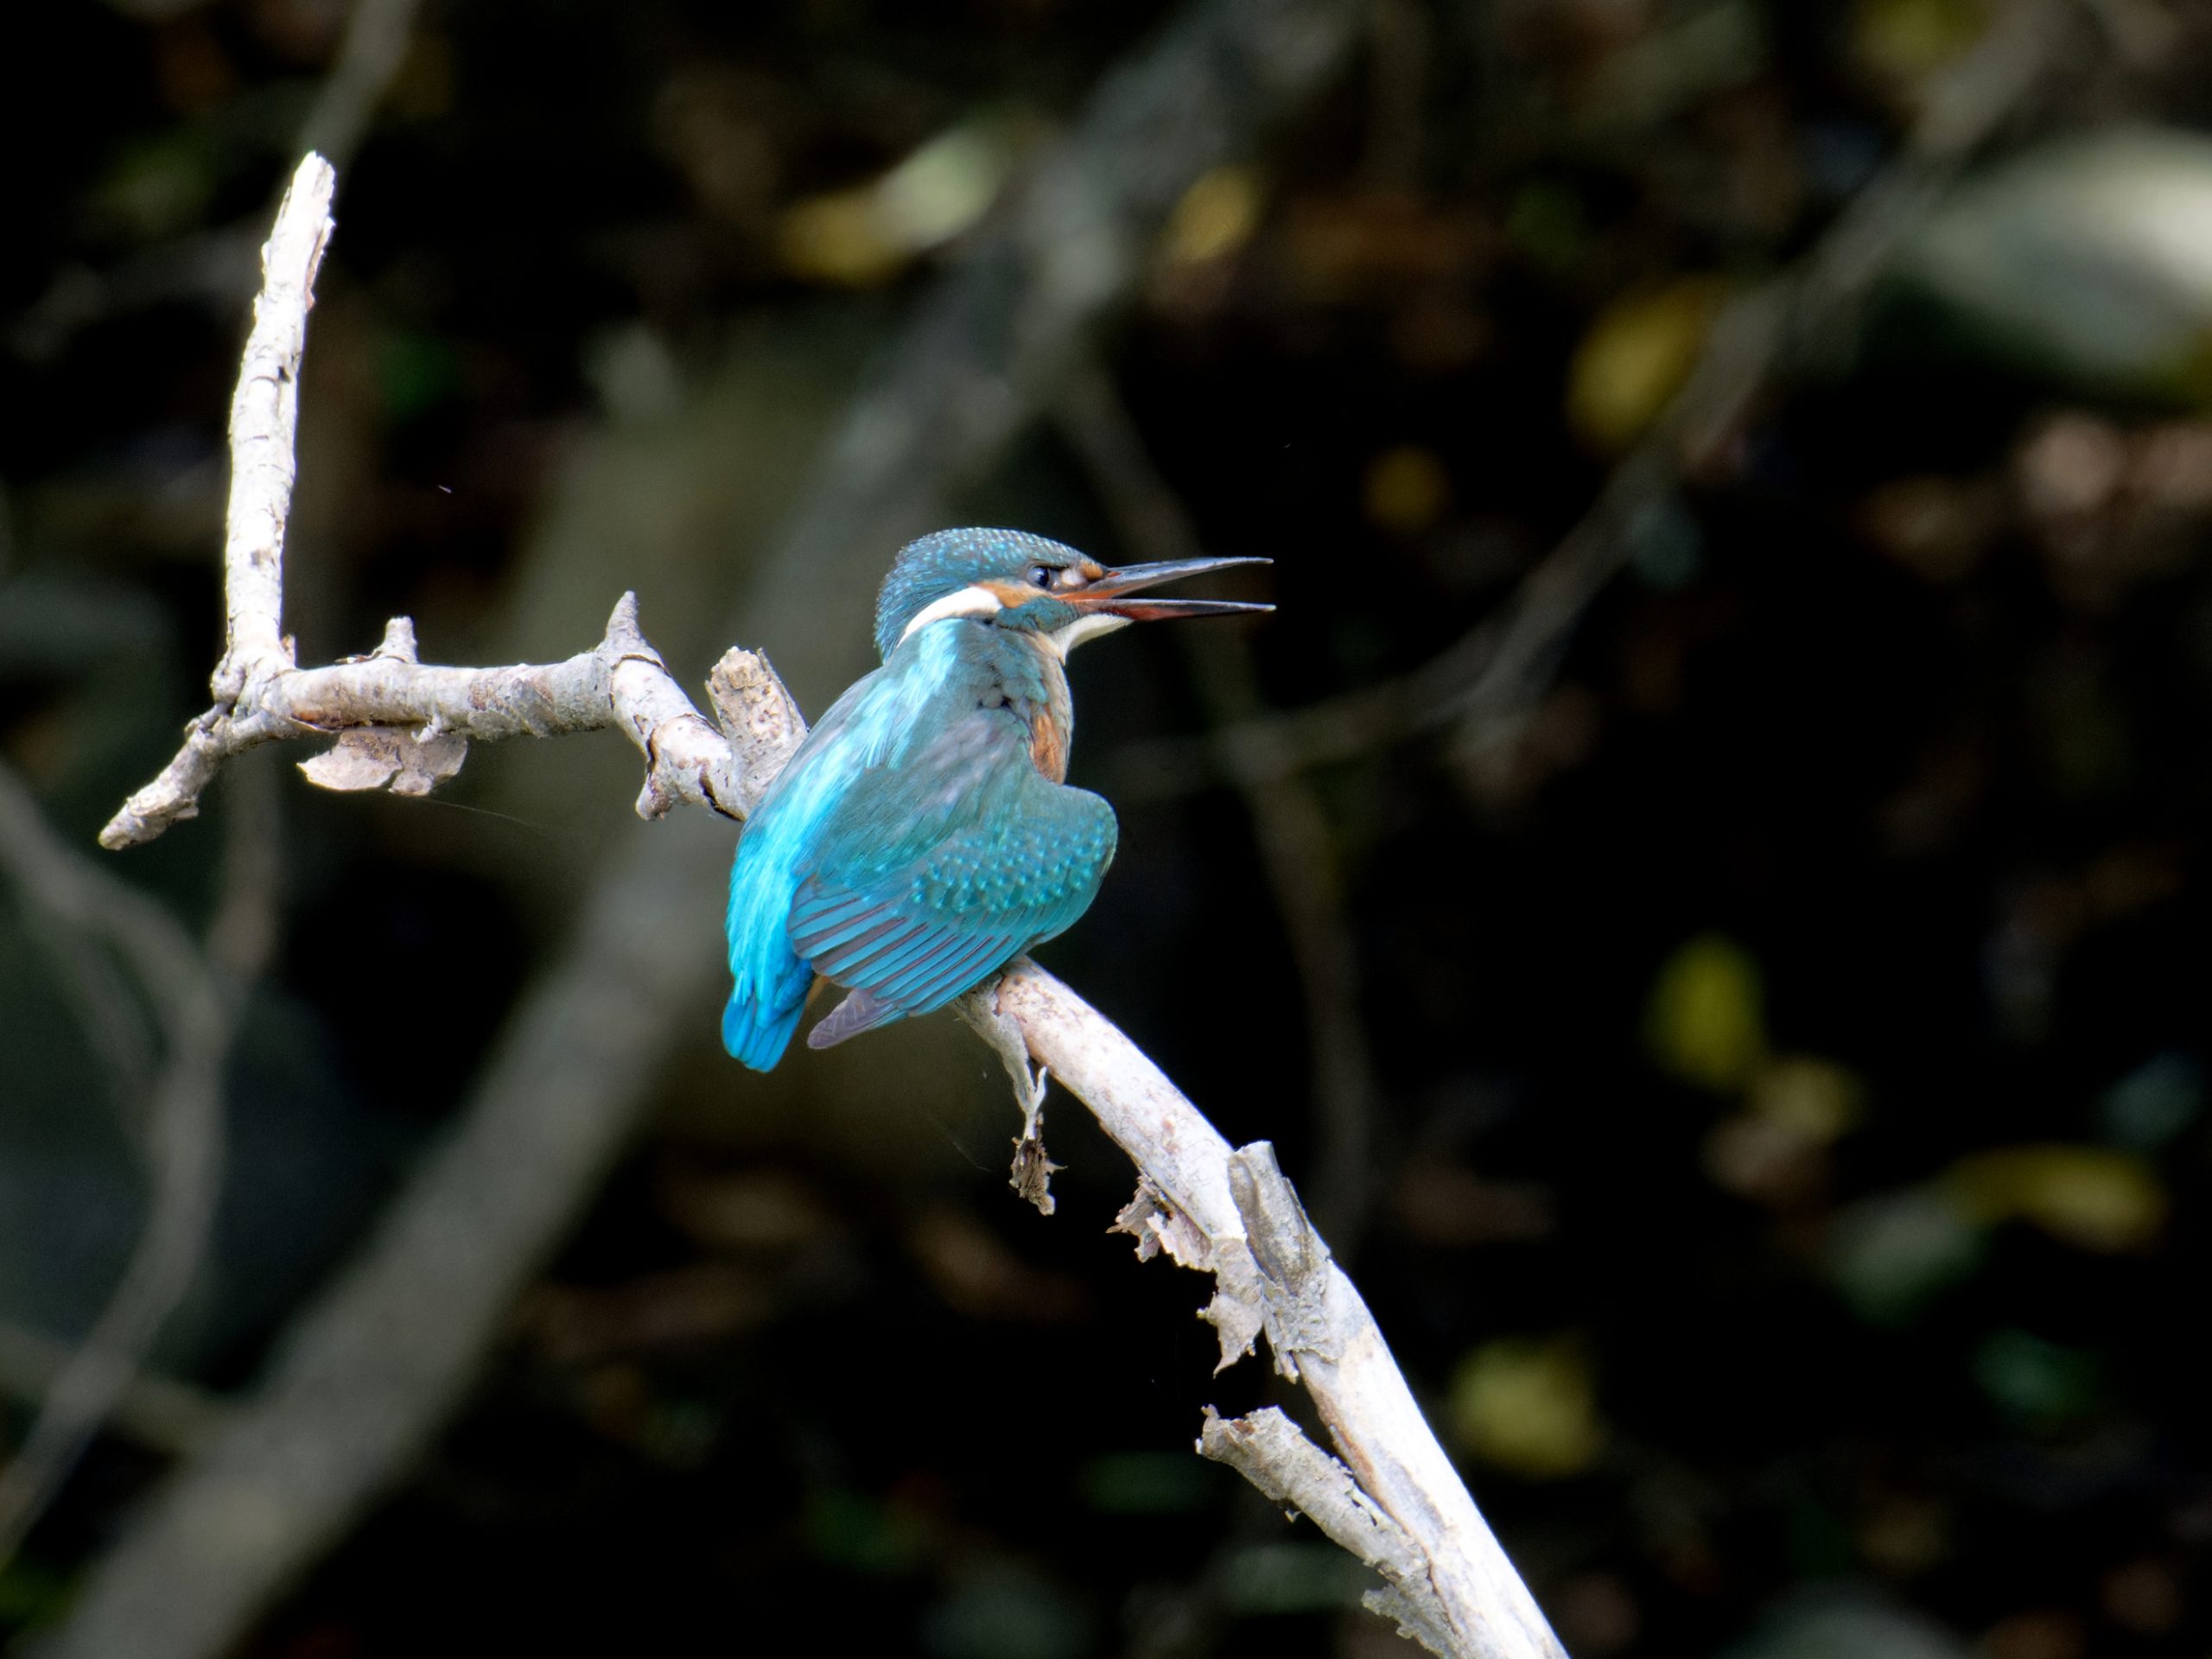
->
[6,1,2212,1656]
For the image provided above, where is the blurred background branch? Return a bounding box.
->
[7,0,423,364]
[1117,0,2088,802]
[0,749,275,1566]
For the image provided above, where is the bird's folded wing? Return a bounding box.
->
[787,728,1117,1020]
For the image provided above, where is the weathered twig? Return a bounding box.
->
[1116,0,2082,801]
[105,582,801,848]
[96,531,1555,1656]
[54,6,1532,1655]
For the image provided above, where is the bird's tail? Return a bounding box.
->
[721,980,808,1071]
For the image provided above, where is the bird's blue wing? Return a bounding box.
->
[787,709,1117,1044]
[721,671,886,1070]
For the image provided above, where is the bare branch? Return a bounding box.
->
[103,589,797,847]
[84,174,804,847]
[117,437,1557,1654]
[212,155,332,705]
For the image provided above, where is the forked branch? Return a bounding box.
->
[90,155,1560,1659]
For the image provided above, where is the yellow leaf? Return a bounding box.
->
[1448,1337,1604,1479]
[1645,934,1766,1094]
[1566,276,1728,454]
[1944,1145,2166,1252]
[1161,165,1264,266]
[778,187,909,287]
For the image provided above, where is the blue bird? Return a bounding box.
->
[722,527,1268,1070]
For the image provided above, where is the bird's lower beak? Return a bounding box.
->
[1071,556,1274,622]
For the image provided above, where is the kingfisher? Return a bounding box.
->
[722,527,1269,1070]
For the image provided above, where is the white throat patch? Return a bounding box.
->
[897,582,1004,645]
[1039,610,1130,659]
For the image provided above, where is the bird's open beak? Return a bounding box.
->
[1071,556,1274,622]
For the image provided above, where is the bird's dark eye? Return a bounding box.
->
[1027,564,1055,589]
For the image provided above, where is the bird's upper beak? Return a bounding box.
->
[1069,556,1274,622]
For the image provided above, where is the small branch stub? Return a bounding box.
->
[1228,1140,1335,1382]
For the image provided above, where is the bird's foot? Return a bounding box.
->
[957,981,1061,1216]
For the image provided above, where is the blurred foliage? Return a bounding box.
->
[777,110,1033,285]
[1892,130,2212,401]
[9,0,2212,1656]
[1644,933,1765,1094]
[1565,276,1727,453]
[1448,1333,1605,1479]
[1943,1143,2165,1253]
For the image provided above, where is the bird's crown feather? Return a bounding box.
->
[872,527,1084,660]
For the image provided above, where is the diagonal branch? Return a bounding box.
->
[56,6,1561,1656]
[978,974,1562,1658]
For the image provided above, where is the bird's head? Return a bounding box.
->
[873,527,1270,662]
